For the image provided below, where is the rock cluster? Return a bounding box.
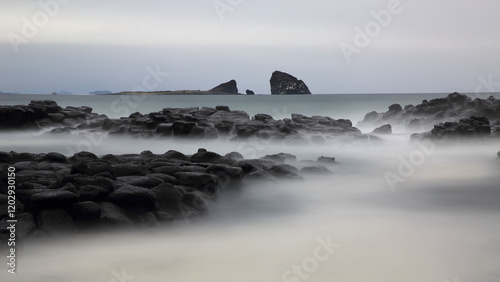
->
[0,100,367,144]
[0,149,336,240]
[411,116,492,141]
[358,92,500,133]
[270,71,311,95]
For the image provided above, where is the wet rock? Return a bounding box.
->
[301,166,331,174]
[76,185,109,202]
[116,175,165,189]
[261,153,297,164]
[172,121,196,136]
[174,172,218,192]
[182,191,210,211]
[85,162,116,178]
[112,164,150,177]
[267,164,301,179]
[161,150,190,162]
[215,105,230,112]
[64,175,115,193]
[371,124,392,135]
[412,116,492,140]
[225,151,244,161]
[317,156,336,164]
[206,164,244,185]
[68,201,101,221]
[98,202,133,227]
[0,151,13,163]
[151,183,183,214]
[37,209,77,236]
[107,185,158,211]
[191,149,223,164]
[41,152,67,163]
[31,190,79,209]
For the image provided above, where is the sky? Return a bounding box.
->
[0,0,499,94]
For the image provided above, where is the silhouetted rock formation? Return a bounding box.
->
[246,89,255,95]
[208,80,238,94]
[270,71,311,95]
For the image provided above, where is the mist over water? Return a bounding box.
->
[2,94,500,282]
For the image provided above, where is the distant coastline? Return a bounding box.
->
[108,90,244,95]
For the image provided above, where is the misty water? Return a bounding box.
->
[2,94,500,282]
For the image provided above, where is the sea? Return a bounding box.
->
[1,93,500,282]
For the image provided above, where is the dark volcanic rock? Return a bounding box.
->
[270,71,311,95]
[31,190,79,209]
[68,201,101,221]
[208,80,238,94]
[37,209,77,236]
[412,116,492,141]
[246,89,255,95]
[107,185,159,212]
[358,92,500,134]
[98,202,133,227]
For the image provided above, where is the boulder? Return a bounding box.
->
[215,105,230,112]
[68,201,101,221]
[206,164,244,185]
[37,209,77,236]
[98,202,133,227]
[112,164,150,177]
[301,166,331,174]
[317,156,336,164]
[151,183,184,214]
[76,185,109,202]
[174,172,218,192]
[371,124,392,135]
[270,71,311,95]
[191,149,223,163]
[31,190,79,209]
[246,89,255,95]
[161,150,190,162]
[107,185,158,211]
[116,175,165,189]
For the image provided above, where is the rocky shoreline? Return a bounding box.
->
[359,92,500,140]
[0,149,337,242]
[1,91,499,242]
[0,100,369,145]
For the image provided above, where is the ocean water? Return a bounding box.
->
[1,94,500,282]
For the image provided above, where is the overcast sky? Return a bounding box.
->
[1,0,499,94]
